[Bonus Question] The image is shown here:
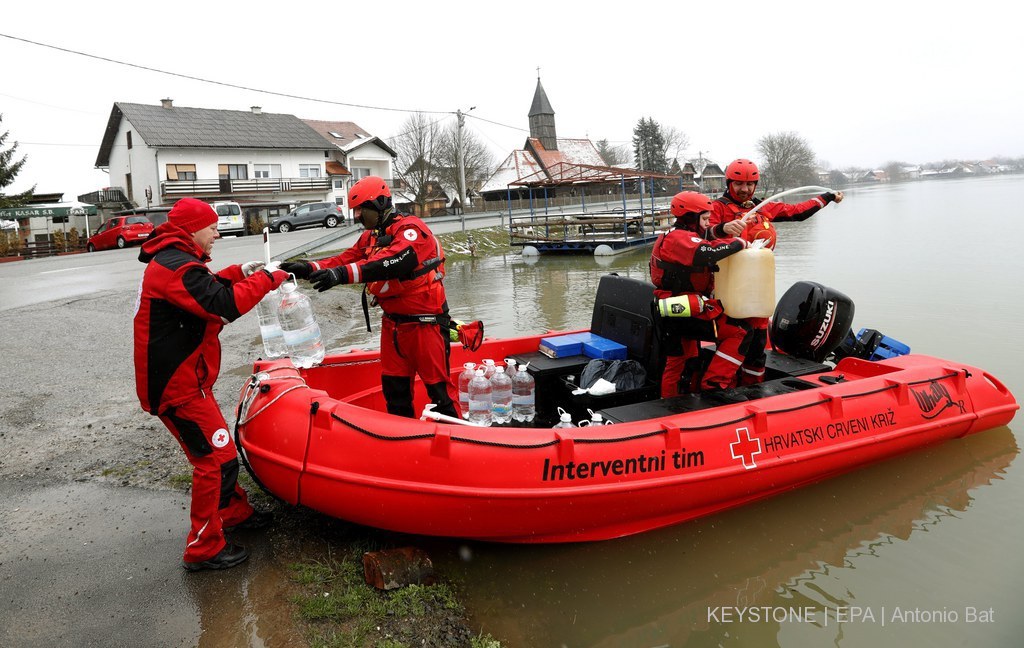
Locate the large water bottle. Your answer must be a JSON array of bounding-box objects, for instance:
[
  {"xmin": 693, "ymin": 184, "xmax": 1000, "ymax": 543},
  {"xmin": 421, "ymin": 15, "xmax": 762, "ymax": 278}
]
[
  {"xmin": 467, "ymin": 369, "xmax": 492, "ymax": 427},
  {"xmin": 277, "ymin": 279, "xmax": 325, "ymax": 368},
  {"xmin": 481, "ymin": 359, "xmax": 496, "ymax": 379},
  {"xmin": 458, "ymin": 362, "xmax": 477, "ymax": 419},
  {"xmin": 511, "ymin": 364, "xmax": 536, "ymax": 423},
  {"xmin": 490, "ymin": 366, "xmax": 513, "ymax": 425},
  {"xmin": 255, "ymin": 289, "xmax": 286, "ymax": 358},
  {"xmin": 552, "ymin": 407, "xmax": 575, "ymax": 429}
]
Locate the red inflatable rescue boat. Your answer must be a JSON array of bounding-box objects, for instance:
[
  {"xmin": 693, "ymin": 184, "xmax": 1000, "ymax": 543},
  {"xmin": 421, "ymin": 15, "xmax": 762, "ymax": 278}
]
[{"xmin": 234, "ymin": 276, "xmax": 1017, "ymax": 542}]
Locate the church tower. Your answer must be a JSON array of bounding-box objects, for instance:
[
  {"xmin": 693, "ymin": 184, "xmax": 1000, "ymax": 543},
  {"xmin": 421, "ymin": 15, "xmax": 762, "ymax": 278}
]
[{"xmin": 528, "ymin": 74, "xmax": 557, "ymax": 151}]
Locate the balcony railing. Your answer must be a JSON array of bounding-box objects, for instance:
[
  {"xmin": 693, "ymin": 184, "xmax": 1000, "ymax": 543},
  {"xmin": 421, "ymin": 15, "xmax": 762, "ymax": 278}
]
[
  {"xmin": 161, "ymin": 177, "xmax": 331, "ymax": 197},
  {"xmin": 78, "ymin": 187, "xmax": 130, "ymax": 205}
]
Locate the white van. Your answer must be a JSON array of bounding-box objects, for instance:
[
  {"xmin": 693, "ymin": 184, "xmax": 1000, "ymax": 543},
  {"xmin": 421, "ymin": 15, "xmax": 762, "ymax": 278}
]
[{"xmin": 212, "ymin": 201, "xmax": 244, "ymax": 236}]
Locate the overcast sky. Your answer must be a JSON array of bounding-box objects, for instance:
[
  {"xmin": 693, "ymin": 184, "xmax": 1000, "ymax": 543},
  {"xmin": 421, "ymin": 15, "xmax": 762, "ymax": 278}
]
[{"xmin": 2, "ymin": 1, "xmax": 1020, "ymax": 200}]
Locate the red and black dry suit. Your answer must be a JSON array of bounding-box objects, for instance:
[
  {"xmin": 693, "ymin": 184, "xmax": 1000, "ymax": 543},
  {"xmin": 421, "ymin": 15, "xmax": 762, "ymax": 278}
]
[
  {"xmin": 650, "ymin": 224, "xmax": 745, "ymax": 397},
  {"xmin": 307, "ymin": 213, "xmax": 459, "ymax": 419},
  {"xmin": 133, "ymin": 223, "xmax": 284, "ymax": 563},
  {"xmin": 706, "ymin": 191, "xmax": 836, "ymax": 388}
]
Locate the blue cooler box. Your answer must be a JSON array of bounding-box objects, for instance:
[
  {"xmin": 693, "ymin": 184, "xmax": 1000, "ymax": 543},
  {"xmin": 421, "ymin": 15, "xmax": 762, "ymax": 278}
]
[
  {"xmin": 582, "ymin": 334, "xmax": 628, "ymax": 360},
  {"xmin": 539, "ymin": 333, "xmax": 584, "ymax": 358}
]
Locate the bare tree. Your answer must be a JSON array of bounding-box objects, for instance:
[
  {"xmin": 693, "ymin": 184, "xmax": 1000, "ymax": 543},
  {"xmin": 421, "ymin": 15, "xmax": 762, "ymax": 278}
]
[
  {"xmin": 435, "ymin": 123, "xmax": 495, "ymax": 204},
  {"xmin": 390, "ymin": 113, "xmax": 443, "ymax": 213},
  {"xmin": 595, "ymin": 139, "xmax": 631, "ymax": 167},
  {"xmin": 663, "ymin": 126, "xmax": 690, "ymax": 166},
  {"xmin": 756, "ymin": 131, "xmax": 818, "ymax": 193},
  {"xmin": 828, "ymin": 169, "xmax": 849, "ymax": 188},
  {"xmin": 883, "ymin": 161, "xmax": 909, "ymax": 183}
]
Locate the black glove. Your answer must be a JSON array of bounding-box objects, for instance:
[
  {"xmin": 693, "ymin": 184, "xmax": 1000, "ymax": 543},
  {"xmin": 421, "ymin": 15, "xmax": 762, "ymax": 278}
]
[
  {"xmin": 309, "ymin": 267, "xmax": 347, "ymax": 292},
  {"xmin": 280, "ymin": 260, "xmax": 313, "ymax": 280},
  {"xmin": 822, "ymin": 192, "xmax": 837, "ymax": 203}
]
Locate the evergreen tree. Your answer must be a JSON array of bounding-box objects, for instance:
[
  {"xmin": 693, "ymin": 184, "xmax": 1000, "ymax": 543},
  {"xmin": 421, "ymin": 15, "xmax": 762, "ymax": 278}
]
[
  {"xmin": 0, "ymin": 114, "xmax": 35, "ymax": 209},
  {"xmin": 631, "ymin": 118, "xmax": 668, "ymax": 174}
]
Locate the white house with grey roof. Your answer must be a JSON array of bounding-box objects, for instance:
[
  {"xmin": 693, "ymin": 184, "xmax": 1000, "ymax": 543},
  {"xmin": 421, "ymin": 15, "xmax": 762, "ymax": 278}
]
[
  {"xmin": 300, "ymin": 119, "xmax": 397, "ymax": 201},
  {"xmin": 94, "ymin": 99, "xmax": 370, "ymax": 211}
]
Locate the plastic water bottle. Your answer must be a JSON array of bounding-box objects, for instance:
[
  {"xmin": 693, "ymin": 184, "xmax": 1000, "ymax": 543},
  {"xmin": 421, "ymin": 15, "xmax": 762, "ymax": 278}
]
[
  {"xmin": 481, "ymin": 359, "xmax": 496, "ymax": 379},
  {"xmin": 552, "ymin": 407, "xmax": 575, "ymax": 429},
  {"xmin": 490, "ymin": 366, "xmax": 513, "ymax": 425},
  {"xmin": 511, "ymin": 364, "xmax": 536, "ymax": 423},
  {"xmin": 467, "ymin": 369, "xmax": 492, "ymax": 427},
  {"xmin": 277, "ymin": 280, "xmax": 325, "ymax": 368},
  {"xmin": 458, "ymin": 362, "xmax": 477, "ymax": 419},
  {"xmin": 255, "ymin": 289, "xmax": 286, "ymax": 358},
  {"xmin": 504, "ymin": 357, "xmax": 518, "ymax": 375},
  {"xmin": 586, "ymin": 409, "xmax": 607, "ymax": 426}
]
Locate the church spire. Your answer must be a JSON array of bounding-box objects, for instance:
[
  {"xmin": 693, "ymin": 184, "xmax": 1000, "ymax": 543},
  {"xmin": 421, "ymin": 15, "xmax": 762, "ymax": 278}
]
[{"xmin": 528, "ymin": 72, "xmax": 557, "ymax": 151}]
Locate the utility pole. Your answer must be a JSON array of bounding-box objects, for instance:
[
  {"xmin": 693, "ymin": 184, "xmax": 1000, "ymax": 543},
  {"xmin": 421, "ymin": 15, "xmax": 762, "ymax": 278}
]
[
  {"xmin": 456, "ymin": 107, "xmax": 476, "ymax": 254},
  {"xmin": 456, "ymin": 109, "xmax": 468, "ymax": 233}
]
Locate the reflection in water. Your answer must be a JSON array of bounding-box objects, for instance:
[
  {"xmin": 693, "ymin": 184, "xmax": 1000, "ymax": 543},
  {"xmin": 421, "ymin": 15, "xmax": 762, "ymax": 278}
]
[
  {"xmin": 430, "ymin": 428, "xmax": 1017, "ymax": 647},
  {"xmin": 182, "ymin": 549, "xmax": 302, "ymax": 648}
]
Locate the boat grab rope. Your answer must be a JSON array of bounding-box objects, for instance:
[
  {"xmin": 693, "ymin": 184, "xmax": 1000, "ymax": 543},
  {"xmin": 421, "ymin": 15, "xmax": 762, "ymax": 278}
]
[
  {"xmin": 236, "ymin": 371, "xmax": 311, "ymax": 426},
  {"xmin": 321, "ymin": 369, "xmax": 969, "ymax": 450},
  {"xmin": 234, "ymin": 369, "xmax": 311, "ymax": 501}
]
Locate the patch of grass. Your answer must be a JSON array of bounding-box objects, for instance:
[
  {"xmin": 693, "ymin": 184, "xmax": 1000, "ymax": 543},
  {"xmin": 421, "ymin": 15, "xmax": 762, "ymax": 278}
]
[
  {"xmin": 289, "ymin": 550, "xmax": 501, "ymax": 648},
  {"xmin": 167, "ymin": 472, "xmax": 192, "ymax": 490},
  {"xmin": 471, "ymin": 634, "xmax": 503, "ymax": 648},
  {"xmin": 438, "ymin": 227, "xmax": 512, "ymax": 262},
  {"xmin": 101, "ymin": 465, "xmax": 132, "ymax": 478}
]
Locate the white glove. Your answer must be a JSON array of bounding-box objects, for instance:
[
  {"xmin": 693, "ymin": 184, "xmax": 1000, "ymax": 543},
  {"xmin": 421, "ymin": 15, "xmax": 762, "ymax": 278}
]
[
  {"xmin": 264, "ymin": 261, "xmax": 281, "ymax": 273},
  {"xmin": 241, "ymin": 260, "xmax": 265, "ymax": 277}
]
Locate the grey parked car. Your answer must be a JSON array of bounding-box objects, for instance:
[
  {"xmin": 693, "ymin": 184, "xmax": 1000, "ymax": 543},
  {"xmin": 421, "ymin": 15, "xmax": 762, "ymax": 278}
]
[{"xmin": 271, "ymin": 201, "xmax": 345, "ymax": 233}]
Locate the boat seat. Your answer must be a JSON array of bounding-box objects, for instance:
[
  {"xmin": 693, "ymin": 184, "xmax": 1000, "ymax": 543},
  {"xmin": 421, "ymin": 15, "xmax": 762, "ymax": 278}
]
[{"xmin": 589, "ymin": 273, "xmax": 715, "ymax": 380}]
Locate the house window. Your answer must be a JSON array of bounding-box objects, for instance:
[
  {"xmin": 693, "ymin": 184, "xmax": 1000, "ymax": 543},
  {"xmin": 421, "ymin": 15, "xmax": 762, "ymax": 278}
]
[
  {"xmin": 166, "ymin": 164, "xmax": 197, "ymax": 181},
  {"xmin": 352, "ymin": 167, "xmax": 371, "ymax": 181},
  {"xmin": 219, "ymin": 164, "xmax": 248, "ymax": 180},
  {"xmin": 126, "ymin": 131, "xmax": 133, "ymax": 149},
  {"xmin": 299, "ymin": 164, "xmax": 321, "ymax": 178},
  {"xmin": 333, "ymin": 178, "xmax": 345, "ymax": 190},
  {"xmin": 254, "ymin": 164, "xmax": 282, "ymax": 179}
]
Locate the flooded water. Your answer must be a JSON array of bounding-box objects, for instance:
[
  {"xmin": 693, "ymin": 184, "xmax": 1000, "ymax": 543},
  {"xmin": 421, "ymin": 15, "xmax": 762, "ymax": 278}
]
[{"xmin": 329, "ymin": 175, "xmax": 1024, "ymax": 647}]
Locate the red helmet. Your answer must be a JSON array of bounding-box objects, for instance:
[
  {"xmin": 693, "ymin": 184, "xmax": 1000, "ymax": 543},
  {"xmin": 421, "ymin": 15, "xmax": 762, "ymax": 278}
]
[
  {"xmin": 670, "ymin": 191, "xmax": 713, "ymax": 218},
  {"xmin": 725, "ymin": 159, "xmax": 759, "ymax": 183},
  {"xmin": 348, "ymin": 175, "xmax": 392, "ymax": 213}
]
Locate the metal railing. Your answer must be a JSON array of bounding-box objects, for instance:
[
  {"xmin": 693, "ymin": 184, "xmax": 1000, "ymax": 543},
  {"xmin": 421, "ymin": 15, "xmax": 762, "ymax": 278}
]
[{"xmin": 161, "ymin": 177, "xmax": 331, "ymax": 196}]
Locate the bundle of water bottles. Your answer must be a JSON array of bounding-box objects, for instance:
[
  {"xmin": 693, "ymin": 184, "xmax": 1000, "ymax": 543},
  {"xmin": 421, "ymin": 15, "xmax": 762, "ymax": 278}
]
[
  {"xmin": 458, "ymin": 358, "xmax": 536, "ymax": 427},
  {"xmin": 255, "ymin": 275, "xmax": 325, "ymax": 369}
]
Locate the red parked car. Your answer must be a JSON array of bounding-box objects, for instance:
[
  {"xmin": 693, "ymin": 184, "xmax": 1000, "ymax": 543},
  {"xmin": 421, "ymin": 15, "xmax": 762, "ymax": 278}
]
[{"xmin": 87, "ymin": 215, "xmax": 154, "ymax": 252}]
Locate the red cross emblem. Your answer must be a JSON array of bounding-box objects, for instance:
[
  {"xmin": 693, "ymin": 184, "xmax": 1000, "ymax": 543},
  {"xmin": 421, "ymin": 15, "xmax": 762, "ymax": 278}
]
[
  {"xmin": 212, "ymin": 429, "xmax": 230, "ymax": 448},
  {"xmin": 730, "ymin": 427, "xmax": 761, "ymax": 469}
]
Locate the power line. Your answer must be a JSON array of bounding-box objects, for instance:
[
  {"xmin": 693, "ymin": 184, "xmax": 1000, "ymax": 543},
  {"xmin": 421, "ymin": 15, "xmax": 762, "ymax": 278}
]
[{"xmin": 0, "ymin": 32, "xmax": 450, "ymax": 116}]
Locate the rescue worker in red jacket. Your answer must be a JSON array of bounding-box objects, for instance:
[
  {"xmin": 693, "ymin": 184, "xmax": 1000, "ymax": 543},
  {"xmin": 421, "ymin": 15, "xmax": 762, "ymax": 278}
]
[
  {"xmin": 704, "ymin": 158, "xmax": 844, "ymax": 388},
  {"xmin": 281, "ymin": 176, "xmax": 460, "ymax": 419},
  {"xmin": 650, "ymin": 192, "xmax": 747, "ymax": 397},
  {"xmin": 134, "ymin": 197, "xmax": 289, "ymax": 571}
]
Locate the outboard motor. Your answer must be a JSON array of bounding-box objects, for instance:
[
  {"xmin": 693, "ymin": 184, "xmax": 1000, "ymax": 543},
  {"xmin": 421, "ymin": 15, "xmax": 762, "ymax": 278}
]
[{"xmin": 770, "ymin": 281, "xmax": 855, "ymax": 362}]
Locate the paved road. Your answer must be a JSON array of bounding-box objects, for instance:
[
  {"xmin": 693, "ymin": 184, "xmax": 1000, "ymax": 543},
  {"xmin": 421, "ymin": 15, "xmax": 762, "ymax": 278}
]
[{"xmin": 0, "ymin": 213, "xmax": 508, "ymax": 312}]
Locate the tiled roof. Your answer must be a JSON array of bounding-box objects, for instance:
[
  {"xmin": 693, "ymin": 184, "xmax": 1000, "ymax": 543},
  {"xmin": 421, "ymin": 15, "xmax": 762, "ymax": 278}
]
[
  {"xmin": 326, "ymin": 161, "xmax": 351, "ymax": 176},
  {"xmin": 302, "ymin": 119, "xmax": 397, "ymax": 157},
  {"xmin": 480, "ymin": 138, "xmax": 606, "ymax": 194},
  {"xmin": 96, "ymin": 102, "xmax": 332, "ymax": 166}
]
